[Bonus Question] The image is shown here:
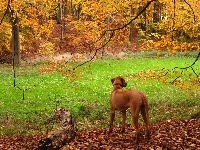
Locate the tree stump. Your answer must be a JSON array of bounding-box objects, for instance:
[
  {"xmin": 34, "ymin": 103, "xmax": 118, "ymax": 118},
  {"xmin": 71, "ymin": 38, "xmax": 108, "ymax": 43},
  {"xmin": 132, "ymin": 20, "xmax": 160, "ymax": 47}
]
[{"xmin": 38, "ymin": 108, "xmax": 77, "ymax": 150}]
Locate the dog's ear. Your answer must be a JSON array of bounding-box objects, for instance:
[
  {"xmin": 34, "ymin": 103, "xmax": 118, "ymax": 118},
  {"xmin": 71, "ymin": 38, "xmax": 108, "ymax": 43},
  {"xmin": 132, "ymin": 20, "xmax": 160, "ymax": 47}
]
[
  {"xmin": 111, "ymin": 78, "xmax": 115, "ymax": 84},
  {"xmin": 121, "ymin": 77, "xmax": 127, "ymax": 87}
]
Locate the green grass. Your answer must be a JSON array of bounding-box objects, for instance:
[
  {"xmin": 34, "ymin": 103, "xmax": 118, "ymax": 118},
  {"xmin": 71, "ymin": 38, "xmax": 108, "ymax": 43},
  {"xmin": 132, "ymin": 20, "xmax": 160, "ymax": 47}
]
[{"xmin": 0, "ymin": 51, "xmax": 199, "ymax": 136}]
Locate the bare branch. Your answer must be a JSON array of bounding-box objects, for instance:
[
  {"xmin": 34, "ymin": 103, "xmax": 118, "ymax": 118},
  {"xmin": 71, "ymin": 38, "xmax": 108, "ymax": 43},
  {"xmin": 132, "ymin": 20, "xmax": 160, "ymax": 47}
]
[
  {"xmin": 158, "ymin": 52, "xmax": 199, "ymax": 84},
  {"xmin": 0, "ymin": 0, "xmax": 11, "ymax": 25},
  {"xmin": 191, "ymin": 67, "xmax": 198, "ymax": 77},
  {"xmin": 171, "ymin": 70, "xmax": 183, "ymax": 84},
  {"xmin": 183, "ymin": 0, "xmax": 196, "ymax": 22},
  {"xmin": 179, "ymin": 52, "xmax": 200, "ymax": 70},
  {"xmin": 72, "ymin": 0, "xmax": 156, "ymax": 70},
  {"xmin": 72, "ymin": 31, "xmax": 115, "ymax": 70},
  {"xmin": 171, "ymin": 52, "xmax": 199, "ymax": 84},
  {"xmin": 109, "ymin": 0, "xmax": 157, "ymax": 32},
  {"xmin": 176, "ymin": 52, "xmax": 200, "ymax": 77}
]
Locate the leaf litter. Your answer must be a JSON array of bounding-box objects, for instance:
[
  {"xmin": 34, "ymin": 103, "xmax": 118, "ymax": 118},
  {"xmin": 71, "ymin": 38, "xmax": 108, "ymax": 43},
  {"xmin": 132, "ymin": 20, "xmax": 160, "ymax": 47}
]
[{"xmin": 0, "ymin": 119, "xmax": 199, "ymax": 150}]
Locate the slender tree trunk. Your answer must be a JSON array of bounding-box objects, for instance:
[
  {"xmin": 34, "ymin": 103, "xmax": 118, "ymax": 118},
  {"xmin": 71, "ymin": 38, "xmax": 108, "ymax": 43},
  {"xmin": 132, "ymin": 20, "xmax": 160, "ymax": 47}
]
[
  {"xmin": 60, "ymin": 2, "xmax": 64, "ymax": 42},
  {"xmin": 12, "ymin": 16, "xmax": 20, "ymax": 65},
  {"xmin": 129, "ymin": 7, "xmax": 138, "ymax": 51},
  {"xmin": 129, "ymin": 6, "xmax": 134, "ymax": 43}
]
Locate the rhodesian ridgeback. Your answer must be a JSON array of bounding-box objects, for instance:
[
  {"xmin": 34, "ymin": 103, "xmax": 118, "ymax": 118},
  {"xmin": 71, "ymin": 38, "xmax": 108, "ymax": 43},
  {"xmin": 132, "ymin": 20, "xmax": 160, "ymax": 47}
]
[{"xmin": 109, "ymin": 76, "xmax": 150, "ymax": 143}]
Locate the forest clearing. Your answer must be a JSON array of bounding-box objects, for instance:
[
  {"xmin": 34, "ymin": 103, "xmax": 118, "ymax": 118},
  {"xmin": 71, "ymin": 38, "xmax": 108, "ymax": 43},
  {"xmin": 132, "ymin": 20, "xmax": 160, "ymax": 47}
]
[
  {"xmin": 0, "ymin": 52, "xmax": 200, "ymax": 149},
  {"xmin": 0, "ymin": 0, "xmax": 200, "ymax": 149}
]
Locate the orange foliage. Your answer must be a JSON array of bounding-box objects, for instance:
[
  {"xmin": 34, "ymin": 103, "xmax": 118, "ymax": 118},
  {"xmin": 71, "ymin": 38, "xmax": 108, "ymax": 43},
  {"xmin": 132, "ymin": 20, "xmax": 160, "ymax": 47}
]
[
  {"xmin": 127, "ymin": 69, "xmax": 200, "ymax": 94},
  {"xmin": 1, "ymin": 0, "xmax": 200, "ymax": 59}
]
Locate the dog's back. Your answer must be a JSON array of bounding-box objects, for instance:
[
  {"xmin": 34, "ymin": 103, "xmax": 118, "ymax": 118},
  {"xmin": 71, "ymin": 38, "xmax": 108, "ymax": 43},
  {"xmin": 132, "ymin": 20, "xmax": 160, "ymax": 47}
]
[{"xmin": 111, "ymin": 89, "xmax": 148, "ymax": 111}]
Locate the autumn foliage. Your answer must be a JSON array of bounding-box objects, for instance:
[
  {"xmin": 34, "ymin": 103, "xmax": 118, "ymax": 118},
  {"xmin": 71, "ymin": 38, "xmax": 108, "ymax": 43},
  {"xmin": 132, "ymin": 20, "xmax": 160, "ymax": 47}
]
[
  {"xmin": 1, "ymin": 1, "xmax": 200, "ymax": 149},
  {"xmin": 0, "ymin": 0, "xmax": 200, "ymax": 62}
]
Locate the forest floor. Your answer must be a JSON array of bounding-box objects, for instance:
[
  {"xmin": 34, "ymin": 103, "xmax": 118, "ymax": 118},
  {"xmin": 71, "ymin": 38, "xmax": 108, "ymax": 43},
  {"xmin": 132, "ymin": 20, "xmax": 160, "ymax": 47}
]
[{"xmin": 0, "ymin": 118, "xmax": 199, "ymax": 150}]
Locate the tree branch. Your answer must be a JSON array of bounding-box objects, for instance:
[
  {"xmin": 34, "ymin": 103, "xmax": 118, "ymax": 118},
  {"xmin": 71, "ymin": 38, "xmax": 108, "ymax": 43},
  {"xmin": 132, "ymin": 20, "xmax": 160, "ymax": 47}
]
[
  {"xmin": 174, "ymin": 52, "xmax": 200, "ymax": 70},
  {"xmin": 109, "ymin": 0, "xmax": 157, "ymax": 32},
  {"xmin": 72, "ymin": 0, "xmax": 156, "ymax": 70},
  {"xmin": 158, "ymin": 52, "xmax": 200, "ymax": 84},
  {"xmin": 72, "ymin": 31, "xmax": 115, "ymax": 70},
  {"xmin": 0, "ymin": 0, "xmax": 11, "ymax": 25},
  {"xmin": 183, "ymin": 0, "xmax": 196, "ymax": 22},
  {"xmin": 171, "ymin": 52, "xmax": 200, "ymax": 83}
]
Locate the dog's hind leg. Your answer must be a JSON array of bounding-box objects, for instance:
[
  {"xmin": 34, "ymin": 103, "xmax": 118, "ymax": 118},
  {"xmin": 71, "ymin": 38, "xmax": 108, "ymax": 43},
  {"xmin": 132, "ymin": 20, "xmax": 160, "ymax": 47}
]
[
  {"xmin": 130, "ymin": 106, "xmax": 140, "ymax": 143},
  {"xmin": 141, "ymin": 105, "xmax": 150, "ymax": 140},
  {"xmin": 121, "ymin": 111, "xmax": 126, "ymax": 133},
  {"xmin": 109, "ymin": 108, "xmax": 115, "ymax": 133}
]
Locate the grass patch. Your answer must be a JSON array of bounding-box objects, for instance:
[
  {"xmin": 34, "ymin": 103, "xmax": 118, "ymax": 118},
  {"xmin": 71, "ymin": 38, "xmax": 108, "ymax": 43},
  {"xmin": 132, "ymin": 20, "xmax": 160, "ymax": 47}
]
[{"xmin": 0, "ymin": 51, "xmax": 199, "ymax": 136}]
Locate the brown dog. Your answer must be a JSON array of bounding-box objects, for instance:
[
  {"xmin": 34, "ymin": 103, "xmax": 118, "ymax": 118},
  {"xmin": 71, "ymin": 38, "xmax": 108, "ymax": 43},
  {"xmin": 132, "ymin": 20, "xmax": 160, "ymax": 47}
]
[{"xmin": 109, "ymin": 76, "xmax": 150, "ymax": 143}]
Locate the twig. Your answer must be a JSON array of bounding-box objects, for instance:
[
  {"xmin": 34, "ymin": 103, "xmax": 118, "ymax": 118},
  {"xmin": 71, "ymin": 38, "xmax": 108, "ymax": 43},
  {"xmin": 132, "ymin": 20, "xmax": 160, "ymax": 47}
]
[
  {"xmin": 158, "ymin": 68, "xmax": 170, "ymax": 77},
  {"xmin": 179, "ymin": 52, "xmax": 200, "ymax": 70},
  {"xmin": 172, "ymin": 52, "xmax": 199, "ymax": 77},
  {"xmin": 171, "ymin": 52, "xmax": 200, "ymax": 83},
  {"xmin": 0, "ymin": 0, "xmax": 11, "ymax": 25},
  {"xmin": 171, "ymin": 71, "xmax": 183, "ymax": 84},
  {"xmin": 72, "ymin": 31, "xmax": 114, "ymax": 70},
  {"xmin": 182, "ymin": 0, "xmax": 196, "ymax": 22},
  {"xmin": 157, "ymin": 52, "xmax": 200, "ymax": 84},
  {"xmin": 108, "ymin": 0, "xmax": 157, "ymax": 32}
]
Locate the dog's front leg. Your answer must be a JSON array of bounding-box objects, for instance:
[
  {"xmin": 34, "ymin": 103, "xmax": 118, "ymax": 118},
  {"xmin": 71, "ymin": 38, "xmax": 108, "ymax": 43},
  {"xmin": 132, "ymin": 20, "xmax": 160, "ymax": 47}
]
[
  {"xmin": 121, "ymin": 111, "xmax": 126, "ymax": 133},
  {"xmin": 109, "ymin": 108, "xmax": 115, "ymax": 133}
]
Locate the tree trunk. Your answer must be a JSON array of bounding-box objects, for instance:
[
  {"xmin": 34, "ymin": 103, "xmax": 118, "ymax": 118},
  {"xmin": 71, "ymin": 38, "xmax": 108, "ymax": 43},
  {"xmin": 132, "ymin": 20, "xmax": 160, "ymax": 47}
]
[
  {"xmin": 12, "ymin": 16, "xmax": 20, "ymax": 65},
  {"xmin": 129, "ymin": 6, "xmax": 134, "ymax": 43},
  {"xmin": 153, "ymin": 2, "xmax": 162, "ymax": 23},
  {"xmin": 129, "ymin": 7, "xmax": 139, "ymax": 51}
]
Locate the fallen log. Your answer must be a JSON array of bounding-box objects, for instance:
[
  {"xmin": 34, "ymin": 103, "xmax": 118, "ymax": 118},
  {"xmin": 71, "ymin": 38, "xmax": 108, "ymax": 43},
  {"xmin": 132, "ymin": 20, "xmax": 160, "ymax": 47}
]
[{"xmin": 38, "ymin": 108, "xmax": 77, "ymax": 150}]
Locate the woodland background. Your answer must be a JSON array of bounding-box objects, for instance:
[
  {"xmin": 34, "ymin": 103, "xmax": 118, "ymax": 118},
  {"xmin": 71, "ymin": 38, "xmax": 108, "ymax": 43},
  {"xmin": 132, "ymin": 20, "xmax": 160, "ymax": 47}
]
[
  {"xmin": 0, "ymin": 0, "xmax": 200, "ymax": 64},
  {"xmin": 0, "ymin": 0, "xmax": 200, "ymax": 149}
]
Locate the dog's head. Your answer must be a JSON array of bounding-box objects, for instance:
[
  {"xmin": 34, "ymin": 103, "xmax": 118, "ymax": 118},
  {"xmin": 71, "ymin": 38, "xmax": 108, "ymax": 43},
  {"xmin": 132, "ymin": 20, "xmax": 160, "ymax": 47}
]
[{"xmin": 111, "ymin": 76, "xmax": 127, "ymax": 88}]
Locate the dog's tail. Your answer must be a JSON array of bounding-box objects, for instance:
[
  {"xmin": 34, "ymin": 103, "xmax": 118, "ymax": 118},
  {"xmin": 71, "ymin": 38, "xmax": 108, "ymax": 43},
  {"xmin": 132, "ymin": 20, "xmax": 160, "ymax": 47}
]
[
  {"xmin": 141, "ymin": 94, "xmax": 150, "ymax": 139},
  {"xmin": 142, "ymin": 94, "xmax": 150, "ymax": 125}
]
